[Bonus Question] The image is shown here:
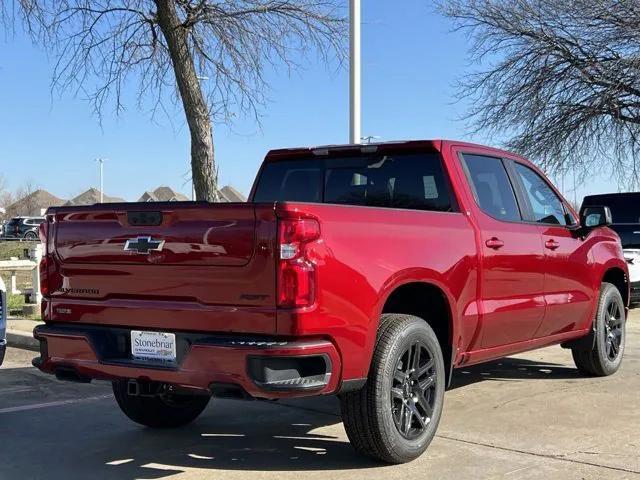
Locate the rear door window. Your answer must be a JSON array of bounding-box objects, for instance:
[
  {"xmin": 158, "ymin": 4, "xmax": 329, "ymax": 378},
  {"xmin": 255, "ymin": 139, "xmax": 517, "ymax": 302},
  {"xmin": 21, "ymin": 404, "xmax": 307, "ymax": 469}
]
[
  {"xmin": 461, "ymin": 154, "xmax": 522, "ymax": 222},
  {"xmin": 253, "ymin": 153, "xmax": 455, "ymax": 212}
]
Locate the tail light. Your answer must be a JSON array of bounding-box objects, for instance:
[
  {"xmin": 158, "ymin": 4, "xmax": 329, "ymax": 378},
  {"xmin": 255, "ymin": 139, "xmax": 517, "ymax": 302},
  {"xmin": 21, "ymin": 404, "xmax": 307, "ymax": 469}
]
[
  {"xmin": 38, "ymin": 221, "xmax": 49, "ymax": 297},
  {"xmin": 277, "ymin": 217, "xmax": 320, "ymax": 308}
]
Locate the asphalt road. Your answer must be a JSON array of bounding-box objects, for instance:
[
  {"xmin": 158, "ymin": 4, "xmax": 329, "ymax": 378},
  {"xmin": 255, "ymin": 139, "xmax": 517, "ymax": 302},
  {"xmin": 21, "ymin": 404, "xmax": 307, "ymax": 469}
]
[{"xmin": 1, "ymin": 312, "xmax": 639, "ymax": 480}]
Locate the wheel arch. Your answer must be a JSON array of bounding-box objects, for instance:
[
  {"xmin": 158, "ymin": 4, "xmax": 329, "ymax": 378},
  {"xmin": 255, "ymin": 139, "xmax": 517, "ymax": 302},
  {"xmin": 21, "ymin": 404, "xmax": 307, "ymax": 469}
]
[
  {"xmin": 602, "ymin": 266, "xmax": 629, "ymax": 307},
  {"xmin": 376, "ymin": 276, "xmax": 458, "ymax": 387}
]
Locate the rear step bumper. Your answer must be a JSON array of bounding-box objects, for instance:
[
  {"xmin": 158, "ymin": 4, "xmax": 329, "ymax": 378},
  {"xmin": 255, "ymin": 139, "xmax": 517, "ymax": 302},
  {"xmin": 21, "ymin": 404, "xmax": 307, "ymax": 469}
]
[{"xmin": 32, "ymin": 324, "xmax": 341, "ymax": 399}]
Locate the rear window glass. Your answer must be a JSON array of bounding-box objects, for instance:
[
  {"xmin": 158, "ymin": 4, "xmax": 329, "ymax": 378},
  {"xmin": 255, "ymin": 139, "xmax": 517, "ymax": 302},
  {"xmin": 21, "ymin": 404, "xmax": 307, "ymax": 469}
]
[
  {"xmin": 253, "ymin": 153, "xmax": 454, "ymax": 212},
  {"xmin": 583, "ymin": 194, "xmax": 640, "ymax": 224}
]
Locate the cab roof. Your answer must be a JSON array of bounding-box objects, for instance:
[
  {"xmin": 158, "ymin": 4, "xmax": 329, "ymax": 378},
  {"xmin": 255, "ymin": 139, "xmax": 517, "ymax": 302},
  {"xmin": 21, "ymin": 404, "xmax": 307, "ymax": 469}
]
[{"xmin": 264, "ymin": 139, "xmax": 528, "ymax": 164}]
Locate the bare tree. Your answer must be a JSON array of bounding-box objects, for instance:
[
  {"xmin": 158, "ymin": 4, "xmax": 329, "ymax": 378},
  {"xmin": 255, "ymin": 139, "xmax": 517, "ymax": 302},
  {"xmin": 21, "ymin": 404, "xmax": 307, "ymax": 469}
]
[
  {"xmin": 11, "ymin": 1, "xmax": 346, "ymax": 200},
  {"xmin": 440, "ymin": 0, "xmax": 640, "ymax": 188},
  {"xmin": 11, "ymin": 180, "xmax": 39, "ymax": 216},
  {"xmin": 0, "ymin": 175, "xmax": 14, "ymax": 219}
]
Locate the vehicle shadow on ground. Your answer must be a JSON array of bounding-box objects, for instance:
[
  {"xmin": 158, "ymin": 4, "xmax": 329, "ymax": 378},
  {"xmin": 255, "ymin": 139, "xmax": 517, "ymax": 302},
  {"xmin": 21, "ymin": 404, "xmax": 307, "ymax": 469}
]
[
  {"xmin": 1, "ymin": 391, "xmax": 381, "ymax": 480},
  {"xmin": 449, "ymin": 356, "xmax": 582, "ymax": 390},
  {"xmin": 1, "ymin": 356, "xmax": 586, "ymax": 480}
]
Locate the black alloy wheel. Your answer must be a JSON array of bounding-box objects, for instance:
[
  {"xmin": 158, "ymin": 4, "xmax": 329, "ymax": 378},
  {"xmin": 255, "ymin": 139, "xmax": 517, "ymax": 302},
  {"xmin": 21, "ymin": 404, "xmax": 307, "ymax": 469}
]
[
  {"xmin": 603, "ymin": 297, "xmax": 623, "ymax": 362},
  {"xmin": 391, "ymin": 341, "xmax": 437, "ymax": 439},
  {"xmin": 572, "ymin": 282, "xmax": 626, "ymax": 377}
]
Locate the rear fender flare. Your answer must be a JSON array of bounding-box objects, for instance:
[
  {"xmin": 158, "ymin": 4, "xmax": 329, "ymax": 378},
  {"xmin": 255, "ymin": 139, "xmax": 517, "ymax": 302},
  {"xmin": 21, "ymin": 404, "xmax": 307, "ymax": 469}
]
[{"xmin": 360, "ymin": 268, "xmax": 459, "ymax": 380}]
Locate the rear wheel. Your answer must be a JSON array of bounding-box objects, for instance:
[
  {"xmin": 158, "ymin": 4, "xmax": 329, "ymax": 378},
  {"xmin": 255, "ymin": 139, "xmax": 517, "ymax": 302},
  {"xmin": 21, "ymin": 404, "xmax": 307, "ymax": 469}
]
[
  {"xmin": 24, "ymin": 231, "xmax": 37, "ymax": 240},
  {"xmin": 112, "ymin": 380, "xmax": 210, "ymax": 428},
  {"xmin": 340, "ymin": 314, "xmax": 445, "ymax": 464},
  {"xmin": 572, "ymin": 282, "xmax": 626, "ymax": 376}
]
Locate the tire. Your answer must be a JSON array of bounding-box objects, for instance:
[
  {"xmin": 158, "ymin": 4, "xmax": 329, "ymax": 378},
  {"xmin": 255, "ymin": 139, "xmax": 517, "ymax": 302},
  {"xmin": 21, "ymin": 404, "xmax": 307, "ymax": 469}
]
[
  {"xmin": 24, "ymin": 231, "xmax": 37, "ymax": 240},
  {"xmin": 112, "ymin": 380, "xmax": 210, "ymax": 428},
  {"xmin": 340, "ymin": 314, "xmax": 446, "ymax": 464},
  {"xmin": 572, "ymin": 282, "xmax": 626, "ymax": 377}
]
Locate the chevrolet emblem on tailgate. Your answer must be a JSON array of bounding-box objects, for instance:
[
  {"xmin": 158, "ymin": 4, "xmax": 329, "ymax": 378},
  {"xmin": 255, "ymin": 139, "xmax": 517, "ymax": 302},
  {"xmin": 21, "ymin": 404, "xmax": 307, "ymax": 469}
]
[{"xmin": 124, "ymin": 236, "xmax": 165, "ymax": 254}]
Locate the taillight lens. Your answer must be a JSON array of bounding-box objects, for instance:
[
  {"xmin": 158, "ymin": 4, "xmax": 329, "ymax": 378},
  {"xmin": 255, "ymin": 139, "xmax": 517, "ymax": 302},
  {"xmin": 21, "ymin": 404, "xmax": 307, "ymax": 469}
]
[
  {"xmin": 38, "ymin": 221, "xmax": 48, "ymax": 297},
  {"xmin": 277, "ymin": 217, "xmax": 320, "ymax": 308},
  {"xmin": 39, "ymin": 256, "xmax": 49, "ymax": 297}
]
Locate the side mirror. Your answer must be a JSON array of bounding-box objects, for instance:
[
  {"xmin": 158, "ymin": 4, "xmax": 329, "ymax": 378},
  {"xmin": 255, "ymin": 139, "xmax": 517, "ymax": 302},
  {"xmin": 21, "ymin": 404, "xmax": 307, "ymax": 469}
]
[{"xmin": 580, "ymin": 205, "xmax": 612, "ymax": 229}]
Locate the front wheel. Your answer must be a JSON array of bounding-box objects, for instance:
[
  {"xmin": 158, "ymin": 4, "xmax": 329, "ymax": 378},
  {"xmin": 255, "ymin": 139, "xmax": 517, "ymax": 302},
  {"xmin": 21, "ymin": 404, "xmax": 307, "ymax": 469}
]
[
  {"xmin": 112, "ymin": 380, "xmax": 210, "ymax": 428},
  {"xmin": 572, "ymin": 282, "xmax": 626, "ymax": 376},
  {"xmin": 340, "ymin": 314, "xmax": 446, "ymax": 464}
]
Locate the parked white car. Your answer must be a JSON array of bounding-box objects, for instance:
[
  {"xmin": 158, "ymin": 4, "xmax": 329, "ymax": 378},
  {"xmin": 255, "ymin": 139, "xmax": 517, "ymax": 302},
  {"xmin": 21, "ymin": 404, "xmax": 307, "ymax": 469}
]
[
  {"xmin": 0, "ymin": 276, "xmax": 6, "ymax": 365},
  {"xmin": 624, "ymin": 249, "xmax": 640, "ymax": 305},
  {"xmin": 582, "ymin": 193, "xmax": 640, "ymax": 305}
]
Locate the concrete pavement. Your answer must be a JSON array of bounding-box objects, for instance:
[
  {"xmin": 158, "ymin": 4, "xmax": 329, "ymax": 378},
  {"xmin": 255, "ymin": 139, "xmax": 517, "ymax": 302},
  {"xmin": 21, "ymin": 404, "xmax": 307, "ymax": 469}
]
[
  {"xmin": 5, "ymin": 318, "xmax": 41, "ymax": 351},
  {"xmin": 1, "ymin": 312, "xmax": 639, "ymax": 479}
]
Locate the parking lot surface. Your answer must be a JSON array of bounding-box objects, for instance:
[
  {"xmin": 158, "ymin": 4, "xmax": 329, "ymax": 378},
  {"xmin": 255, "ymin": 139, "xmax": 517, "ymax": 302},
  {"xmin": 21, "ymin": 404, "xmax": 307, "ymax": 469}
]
[{"xmin": 1, "ymin": 311, "xmax": 639, "ymax": 480}]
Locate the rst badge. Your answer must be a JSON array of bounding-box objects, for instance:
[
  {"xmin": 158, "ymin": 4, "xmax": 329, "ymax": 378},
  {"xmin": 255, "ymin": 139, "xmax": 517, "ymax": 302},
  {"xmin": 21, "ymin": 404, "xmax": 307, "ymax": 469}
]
[{"xmin": 124, "ymin": 236, "xmax": 165, "ymax": 254}]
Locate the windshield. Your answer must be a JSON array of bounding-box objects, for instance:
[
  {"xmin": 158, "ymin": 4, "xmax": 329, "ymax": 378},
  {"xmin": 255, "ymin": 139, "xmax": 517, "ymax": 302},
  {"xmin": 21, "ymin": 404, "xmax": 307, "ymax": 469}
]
[{"xmin": 253, "ymin": 152, "xmax": 454, "ymax": 212}]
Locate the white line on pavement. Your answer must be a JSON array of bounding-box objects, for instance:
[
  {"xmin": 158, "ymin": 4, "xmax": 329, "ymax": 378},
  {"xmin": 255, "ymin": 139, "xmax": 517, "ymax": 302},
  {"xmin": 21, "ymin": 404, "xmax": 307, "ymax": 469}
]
[{"xmin": 0, "ymin": 394, "xmax": 112, "ymax": 414}]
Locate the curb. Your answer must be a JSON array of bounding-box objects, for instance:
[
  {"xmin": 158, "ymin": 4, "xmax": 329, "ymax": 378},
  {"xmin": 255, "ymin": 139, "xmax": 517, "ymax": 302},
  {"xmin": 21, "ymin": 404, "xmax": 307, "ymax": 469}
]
[{"xmin": 6, "ymin": 329, "xmax": 39, "ymax": 351}]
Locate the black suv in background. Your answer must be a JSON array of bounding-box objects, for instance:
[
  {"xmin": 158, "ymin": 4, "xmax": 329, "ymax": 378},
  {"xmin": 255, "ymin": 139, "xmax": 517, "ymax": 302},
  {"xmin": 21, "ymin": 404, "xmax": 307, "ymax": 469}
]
[
  {"xmin": 582, "ymin": 192, "xmax": 640, "ymax": 304},
  {"xmin": 2, "ymin": 216, "xmax": 45, "ymax": 240}
]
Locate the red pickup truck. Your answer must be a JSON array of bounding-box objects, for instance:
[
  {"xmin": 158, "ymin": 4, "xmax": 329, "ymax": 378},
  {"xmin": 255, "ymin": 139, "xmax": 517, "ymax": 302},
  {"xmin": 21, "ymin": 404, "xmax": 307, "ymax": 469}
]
[{"xmin": 33, "ymin": 140, "xmax": 628, "ymax": 463}]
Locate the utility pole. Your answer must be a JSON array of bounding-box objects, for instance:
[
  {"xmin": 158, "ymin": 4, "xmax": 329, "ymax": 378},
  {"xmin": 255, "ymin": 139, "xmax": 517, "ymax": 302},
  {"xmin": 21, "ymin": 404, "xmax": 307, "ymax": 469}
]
[
  {"xmin": 349, "ymin": 0, "xmax": 361, "ymax": 144},
  {"xmin": 96, "ymin": 158, "xmax": 105, "ymax": 203}
]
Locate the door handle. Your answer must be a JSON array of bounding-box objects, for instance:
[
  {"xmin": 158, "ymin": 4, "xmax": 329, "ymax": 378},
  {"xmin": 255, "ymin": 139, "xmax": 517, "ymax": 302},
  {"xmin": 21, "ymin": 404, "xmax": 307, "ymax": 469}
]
[
  {"xmin": 485, "ymin": 237, "xmax": 505, "ymax": 249},
  {"xmin": 545, "ymin": 239, "xmax": 560, "ymax": 250}
]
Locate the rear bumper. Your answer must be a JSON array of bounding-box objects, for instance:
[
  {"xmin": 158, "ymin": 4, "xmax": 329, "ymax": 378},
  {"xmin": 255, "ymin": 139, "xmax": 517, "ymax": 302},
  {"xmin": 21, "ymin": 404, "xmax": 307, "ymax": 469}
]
[
  {"xmin": 32, "ymin": 324, "xmax": 342, "ymax": 399},
  {"xmin": 0, "ymin": 339, "xmax": 6, "ymax": 366}
]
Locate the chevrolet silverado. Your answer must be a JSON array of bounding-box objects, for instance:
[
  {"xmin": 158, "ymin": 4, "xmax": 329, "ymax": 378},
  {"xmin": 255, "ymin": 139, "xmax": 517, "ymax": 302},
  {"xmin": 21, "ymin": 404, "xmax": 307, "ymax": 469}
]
[{"xmin": 33, "ymin": 140, "xmax": 629, "ymax": 463}]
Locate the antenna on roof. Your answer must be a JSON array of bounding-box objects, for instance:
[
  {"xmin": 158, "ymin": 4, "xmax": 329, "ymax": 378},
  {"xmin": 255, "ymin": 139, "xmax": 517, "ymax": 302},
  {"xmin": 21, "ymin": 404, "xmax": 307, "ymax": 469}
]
[{"xmin": 361, "ymin": 135, "xmax": 381, "ymax": 144}]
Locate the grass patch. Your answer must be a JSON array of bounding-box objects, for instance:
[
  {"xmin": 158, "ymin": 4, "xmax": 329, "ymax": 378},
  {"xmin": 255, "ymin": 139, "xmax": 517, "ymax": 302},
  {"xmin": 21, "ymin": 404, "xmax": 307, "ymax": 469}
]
[
  {"xmin": 0, "ymin": 241, "xmax": 38, "ymax": 261},
  {"xmin": 7, "ymin": 293, "xmax": 25, "ymax": 314},
  {"xmin": 5, "ymin": 293, "xmax": 40, "ymax": 320},
  {"xmin": 1, "ymin": 241, "xmax": 41, "ymax": 320}
]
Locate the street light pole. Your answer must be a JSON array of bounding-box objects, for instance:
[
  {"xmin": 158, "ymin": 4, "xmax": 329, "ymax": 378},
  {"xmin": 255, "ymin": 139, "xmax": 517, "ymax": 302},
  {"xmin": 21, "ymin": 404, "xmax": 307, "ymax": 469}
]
[
  {"xmin": 96, "ymin": 158, "xmax": 105, "ymax": 203},
  {"xmin": 349, "ymin": 0, "xmax": 361, "ymax": 144}
]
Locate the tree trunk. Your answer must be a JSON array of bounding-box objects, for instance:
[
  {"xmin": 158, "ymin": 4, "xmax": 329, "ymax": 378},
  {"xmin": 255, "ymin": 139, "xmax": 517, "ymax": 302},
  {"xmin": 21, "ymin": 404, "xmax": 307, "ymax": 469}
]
[{"xmin": 155, "ymin": 0, "xmax": 218, "ymax": 201}]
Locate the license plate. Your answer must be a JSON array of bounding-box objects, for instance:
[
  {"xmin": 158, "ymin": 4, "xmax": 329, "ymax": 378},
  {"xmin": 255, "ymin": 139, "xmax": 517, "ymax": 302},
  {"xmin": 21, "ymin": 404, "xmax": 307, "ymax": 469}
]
[{"xmin": 131, "ymin": 330, "xmax": 176, "ymax": 362}]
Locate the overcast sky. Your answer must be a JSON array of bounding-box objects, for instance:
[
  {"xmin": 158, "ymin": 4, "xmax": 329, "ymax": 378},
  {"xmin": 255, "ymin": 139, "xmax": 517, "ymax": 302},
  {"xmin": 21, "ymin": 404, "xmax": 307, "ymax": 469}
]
[{"xmin": 0, "ymin": 1, "xmax": 612, "ymax": 202}]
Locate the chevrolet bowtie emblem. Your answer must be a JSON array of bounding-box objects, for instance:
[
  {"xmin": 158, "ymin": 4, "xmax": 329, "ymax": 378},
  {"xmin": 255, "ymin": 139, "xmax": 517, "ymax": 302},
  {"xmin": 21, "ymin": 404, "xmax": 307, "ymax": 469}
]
[{"xmin": 124, "ymin": 236, "xmax": 165, "ymax": 254}]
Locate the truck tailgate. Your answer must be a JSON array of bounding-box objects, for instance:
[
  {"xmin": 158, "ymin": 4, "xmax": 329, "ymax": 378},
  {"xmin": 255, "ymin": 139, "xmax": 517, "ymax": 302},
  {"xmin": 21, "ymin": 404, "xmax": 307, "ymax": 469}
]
[{"xmin": 44, "ymin": 203, "xmax": 278, "ymax": 334}]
